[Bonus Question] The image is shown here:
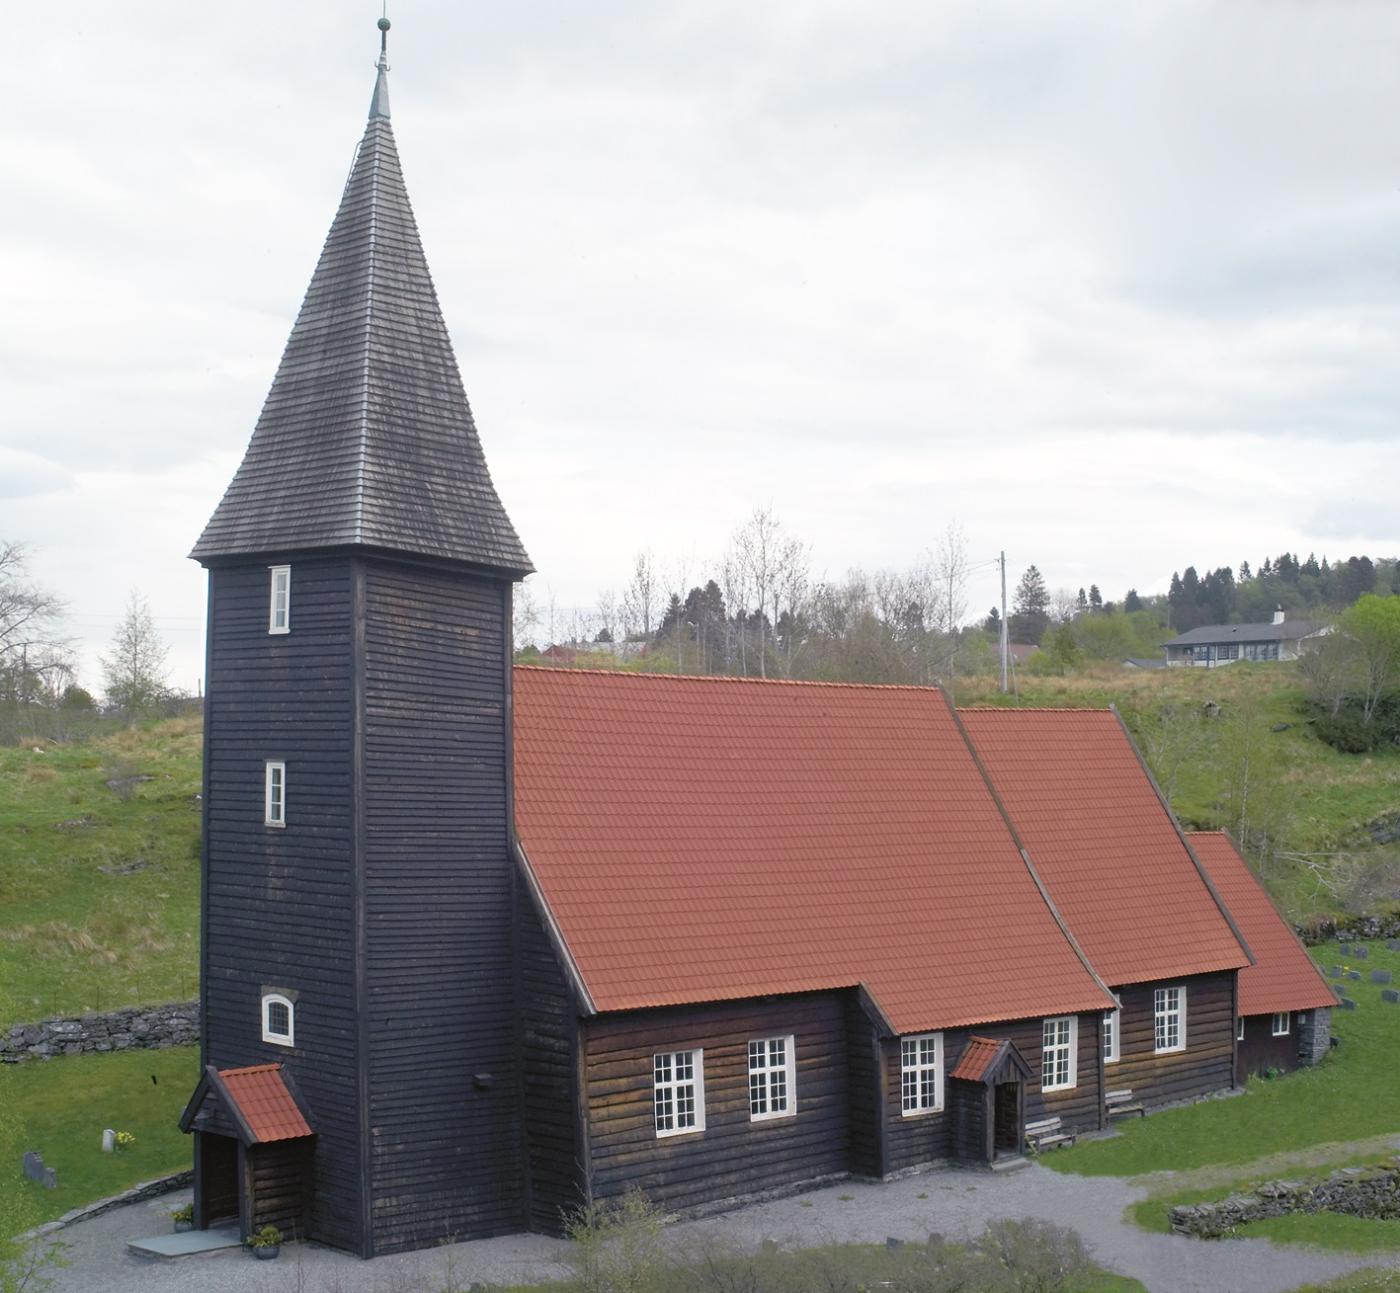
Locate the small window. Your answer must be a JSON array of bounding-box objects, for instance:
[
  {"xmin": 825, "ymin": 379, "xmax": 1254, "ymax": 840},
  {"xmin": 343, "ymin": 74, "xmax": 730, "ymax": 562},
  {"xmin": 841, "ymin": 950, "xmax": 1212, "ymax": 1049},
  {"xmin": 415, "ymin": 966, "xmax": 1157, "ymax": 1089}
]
[
  {"xmin": 900, "ymin": 1033, "xmax": 944, "ymax": 1115},
  {"xmin": 265, "ymin": 760, "xmax": 286, "ymax": 827},
  {"xmin": 1236, "ymin": 1016, "xmax": 1246, "ymax": 1042},
  {"xmin": 262, "ymin": 993, "xmax": 294, "ymax": 1046},
  {"xmin": 1104, "ymin": 999, "xmax": 1121, "ymax": 1065},
  {"xmin": 748, "ymin": 1035, "xmax": 796, "ymax": 1121},
  {"xmin": 1154, "ymin": 986, "xmax": 1186, "ymax": 1054},
  {"xmin": 654, "ymin": 1049, "xmax": 705, "ymax": 1137},
  {"xmin": 1042, "ymin": 1016, "xmax": 1078, "ymax": 1091},
  {"xmin": 269, "ymin": 565, "xmax": 291, "ymax": 634},
  {"xmin": 1272, "ymin": 1012, "xmax": 1290, "ymax": 1037}
]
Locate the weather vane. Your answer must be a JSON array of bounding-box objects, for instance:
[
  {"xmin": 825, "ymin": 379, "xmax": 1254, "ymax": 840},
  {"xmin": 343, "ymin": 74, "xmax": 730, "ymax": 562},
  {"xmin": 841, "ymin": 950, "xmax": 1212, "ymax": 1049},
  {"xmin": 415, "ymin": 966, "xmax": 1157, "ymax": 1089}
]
[{"xmin": 378, "ymin": 4, "xmax": 390, "ymax": 67}]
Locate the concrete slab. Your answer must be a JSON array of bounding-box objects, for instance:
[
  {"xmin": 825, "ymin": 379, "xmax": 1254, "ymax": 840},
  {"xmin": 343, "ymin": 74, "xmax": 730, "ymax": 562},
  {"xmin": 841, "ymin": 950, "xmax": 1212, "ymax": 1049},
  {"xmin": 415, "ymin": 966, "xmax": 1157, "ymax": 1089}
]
[{"xmin": 126, "ymin": 1224, "xmax": 241, "ymax": 1259}]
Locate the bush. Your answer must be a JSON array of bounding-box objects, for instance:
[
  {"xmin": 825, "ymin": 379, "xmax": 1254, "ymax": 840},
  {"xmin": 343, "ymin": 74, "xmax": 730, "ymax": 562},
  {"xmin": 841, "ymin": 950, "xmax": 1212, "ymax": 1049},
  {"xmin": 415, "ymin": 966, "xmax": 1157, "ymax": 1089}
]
[{"xmin": 1313, "ymin": 712, "xmax": 1384, "ymax": 754}]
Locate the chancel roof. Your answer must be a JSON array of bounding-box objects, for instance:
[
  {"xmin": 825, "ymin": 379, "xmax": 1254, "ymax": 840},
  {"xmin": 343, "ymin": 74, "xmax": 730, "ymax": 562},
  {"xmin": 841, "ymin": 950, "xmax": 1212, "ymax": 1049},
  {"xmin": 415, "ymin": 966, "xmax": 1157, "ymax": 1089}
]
[{"xmin": 191, "ymin": 48, "xmax": 530, "ymax": 574}]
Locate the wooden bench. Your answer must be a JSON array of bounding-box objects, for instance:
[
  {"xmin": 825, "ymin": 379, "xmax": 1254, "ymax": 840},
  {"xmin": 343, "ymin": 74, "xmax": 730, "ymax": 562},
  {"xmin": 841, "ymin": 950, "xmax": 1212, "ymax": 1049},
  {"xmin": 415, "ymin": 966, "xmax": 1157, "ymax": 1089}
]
[
  {"xmin": 1025, "ymin": 1116, "xmax": 1077, "ymax": 1151},
  {"xmin": 1106, "ymin": 1088, "xmax": 1145, "ymax": 1119}
]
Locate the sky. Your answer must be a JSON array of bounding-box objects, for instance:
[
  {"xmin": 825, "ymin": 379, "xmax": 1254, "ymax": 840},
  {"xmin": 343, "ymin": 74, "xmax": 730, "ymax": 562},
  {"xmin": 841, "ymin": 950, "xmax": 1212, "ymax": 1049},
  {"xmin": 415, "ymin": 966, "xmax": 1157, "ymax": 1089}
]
[{"xmin": 5, "ymin": 1, "xmax": 1399, "ymax": 691}]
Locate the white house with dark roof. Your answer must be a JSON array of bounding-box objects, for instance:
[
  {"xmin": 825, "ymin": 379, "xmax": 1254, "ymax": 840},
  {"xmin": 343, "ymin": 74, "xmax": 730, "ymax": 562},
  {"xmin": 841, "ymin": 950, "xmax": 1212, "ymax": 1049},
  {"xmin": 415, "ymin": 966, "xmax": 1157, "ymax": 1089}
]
[{"xmin": 1162, "ymin": 608, "xmax": 1330, "ymax": 667}]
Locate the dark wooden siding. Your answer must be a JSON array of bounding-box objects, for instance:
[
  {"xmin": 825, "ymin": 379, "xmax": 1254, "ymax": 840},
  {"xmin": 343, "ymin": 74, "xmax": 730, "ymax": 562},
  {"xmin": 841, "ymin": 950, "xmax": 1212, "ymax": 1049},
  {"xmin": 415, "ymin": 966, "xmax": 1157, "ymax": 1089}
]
[
  {"xmin": 1106, "ymin": 972, "xmax": 1236, "ymax": 1108},
  {"xmin": 203, "ymin": 559, "xmax": 362, "ymax": 1251},
  {"xmin": 1237, "ymin": 1012, "xmax": 1298, "ymax": 1084},
  {"xmin": 845, "ymin": 998, "xmax": 883, "ymax": 1178},
  {"xmin": 360, "ymin": 559, "xmax": 522, "ymax": 1252},
  {"xmin": 949, "ymin": 1082, "xmax": 986, "ymax": 1163},
  {"xmin": 518, "ymin": 882, "xmax": 582, "ymax": 1232},
  {"xmin": 247, "ymin": 1140, "xmax": 313, "ymax": 1239},
  {"xmin": 583, "ymin": 994, "xmax": 850, "ymax": 1212},
  {"xmin": 883, "ymin": 1013, "xmax": 1103, "ymax": 1175}
]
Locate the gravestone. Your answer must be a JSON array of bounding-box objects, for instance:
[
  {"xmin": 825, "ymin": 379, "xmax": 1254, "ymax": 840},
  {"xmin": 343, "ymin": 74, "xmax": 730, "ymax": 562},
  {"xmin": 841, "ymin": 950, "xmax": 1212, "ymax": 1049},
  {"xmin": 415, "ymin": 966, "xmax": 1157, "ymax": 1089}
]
[
  {"xmin": 1371, "ymin": 969, "xmax": 1392, "ymax": 985},
  {"xmin": 1382, "ymin": 990, "xmax": 1399, "ymax": 1005},
  {"xmin": 102, "ymin": 1128, "xmax": 115, "ymax": 1153},
  {"xmin": 21, "ymin": 1151, "xmax": 56, "ymax": 1189},
  {"xmin": 1328, "ymin": 966, "xmax": 1343, "ymax": 978},
  {"xmin": 1349, "ymin": 971, "xmax": 1362, "ymax": 981},
  {"xmin": 1355, "ymin": 946, "xmax": 1369, "ymax": 959},
  {"xmin": 1386, "ymin": 940, "xmax": 1400, "ymax": 952},
  {"xmin": 1340, "ymin": 997, "xmax": 1357, "ymax": 1010}
]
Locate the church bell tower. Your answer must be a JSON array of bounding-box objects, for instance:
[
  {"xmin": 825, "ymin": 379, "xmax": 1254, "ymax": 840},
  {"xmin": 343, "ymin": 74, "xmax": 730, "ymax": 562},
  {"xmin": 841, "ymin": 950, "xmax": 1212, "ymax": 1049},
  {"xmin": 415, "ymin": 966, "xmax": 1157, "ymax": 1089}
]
[{"xmin": 184, "ymin": 20, "xmax": 532, "ymax": 1256}]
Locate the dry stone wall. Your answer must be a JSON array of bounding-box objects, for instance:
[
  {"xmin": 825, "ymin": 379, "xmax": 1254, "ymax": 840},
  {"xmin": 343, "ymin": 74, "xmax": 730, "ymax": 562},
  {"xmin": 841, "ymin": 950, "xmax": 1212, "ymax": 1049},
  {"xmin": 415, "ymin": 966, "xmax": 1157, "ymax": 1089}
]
[
  {"xmin": 1171, "ymin": 1162, "xmax": 1400, "ymax": 1238},
  {"xmin": 0, "ymin": 1002, "xmax": 198, "ymax": 1063}
]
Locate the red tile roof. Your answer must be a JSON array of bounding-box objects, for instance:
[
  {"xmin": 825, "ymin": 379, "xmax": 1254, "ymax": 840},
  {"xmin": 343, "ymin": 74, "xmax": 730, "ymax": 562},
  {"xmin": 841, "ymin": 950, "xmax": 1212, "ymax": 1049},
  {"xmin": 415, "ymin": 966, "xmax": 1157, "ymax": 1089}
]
[
  {"xmin": 959, "ymin": 709, "xmax": 1250, "ymax": 987},
  {"xmin": 951, "ymin": 1036, "xmax": 1005, "ymax": 1082},
  {"xmin": 218, "ymin": 1064, "xmax": 313, "ymax": 1143},
  {"xmin": 1188, "ymin": 832, "xmax": 1338, "ymax": 1015},
  {"xmin": 512, "ymin": 668, "xmax": 1113, "ymax": 1034}
]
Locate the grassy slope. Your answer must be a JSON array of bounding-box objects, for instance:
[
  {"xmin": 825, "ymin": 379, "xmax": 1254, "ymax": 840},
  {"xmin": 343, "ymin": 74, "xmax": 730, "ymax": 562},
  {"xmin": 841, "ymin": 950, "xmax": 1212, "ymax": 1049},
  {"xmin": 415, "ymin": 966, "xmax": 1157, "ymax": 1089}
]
[
  {"xmin": 1047, "ymin": 939, "xmax": 1400, "ymax": 1179},
  {"xmin": 0, "ymin": 1045, "xmax": 197, "ymax": 1229},
  {"xmin": 0, "ymin": 717, "xmax": 201, "ymax": 1022}
]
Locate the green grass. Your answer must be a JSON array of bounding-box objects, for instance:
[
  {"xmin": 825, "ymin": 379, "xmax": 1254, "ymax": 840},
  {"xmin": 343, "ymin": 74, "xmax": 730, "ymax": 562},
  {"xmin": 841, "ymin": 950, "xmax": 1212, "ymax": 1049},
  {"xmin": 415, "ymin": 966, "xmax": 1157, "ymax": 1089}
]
[
  {"xmin": 0, "ymin": 716, "xmax": 201, "ymax": 1023},
  {"xmin": 1048, "ymin": 938, "xmax": 1400, "ymax": 1178},
  {"xmin": 0, "ymin": 1045, "xmax": 197, "ymax": 1231},
  {"xmin": 1291, "ymin": 1271, "xmax": 1400, "ymax": 1292},
  {"xmin": 1248, "ymin": 1211, "xmax": 1400, "ymax": 1253}
]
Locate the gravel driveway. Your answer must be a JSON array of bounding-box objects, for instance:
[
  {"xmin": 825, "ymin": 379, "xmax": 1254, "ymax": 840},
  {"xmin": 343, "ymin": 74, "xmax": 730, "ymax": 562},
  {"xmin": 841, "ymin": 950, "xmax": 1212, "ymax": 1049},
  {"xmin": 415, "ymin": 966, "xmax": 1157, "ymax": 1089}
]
[{"xmin": 37, "ymin": 1161, "xmax": 1399, "ymax": 1293}]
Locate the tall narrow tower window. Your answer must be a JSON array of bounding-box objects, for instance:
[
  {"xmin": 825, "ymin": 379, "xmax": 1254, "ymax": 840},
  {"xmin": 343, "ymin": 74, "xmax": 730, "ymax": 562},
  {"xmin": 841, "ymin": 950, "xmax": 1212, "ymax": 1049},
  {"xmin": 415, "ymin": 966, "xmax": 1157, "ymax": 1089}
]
[
  {"xmin": 269, "ymin": 566, "xmax": 291, "ymax": 634},
  {"xmin": 265, "ymin": 761, "xmax": 286, "ymax": 827}
]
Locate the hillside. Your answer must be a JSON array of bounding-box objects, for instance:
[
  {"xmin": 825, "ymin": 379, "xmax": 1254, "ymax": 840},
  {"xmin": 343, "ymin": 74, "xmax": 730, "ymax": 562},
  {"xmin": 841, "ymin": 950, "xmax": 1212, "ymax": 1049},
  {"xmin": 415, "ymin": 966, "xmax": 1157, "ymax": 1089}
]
[
  {"xmin": 0, "ymin": 716, "xmax": 201, "ymax": 1024},
  {"xmin": 1, "ymin": 663, "xmax": 1395, "ymax": 1026}
]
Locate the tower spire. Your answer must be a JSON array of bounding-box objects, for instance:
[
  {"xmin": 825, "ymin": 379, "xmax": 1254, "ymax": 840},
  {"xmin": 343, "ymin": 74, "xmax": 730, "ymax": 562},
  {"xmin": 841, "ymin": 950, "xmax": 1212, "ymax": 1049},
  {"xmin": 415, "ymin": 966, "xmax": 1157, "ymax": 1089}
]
[{"xmin": 369, "ymin": 13, "xmax": 391, "ymax": 120}]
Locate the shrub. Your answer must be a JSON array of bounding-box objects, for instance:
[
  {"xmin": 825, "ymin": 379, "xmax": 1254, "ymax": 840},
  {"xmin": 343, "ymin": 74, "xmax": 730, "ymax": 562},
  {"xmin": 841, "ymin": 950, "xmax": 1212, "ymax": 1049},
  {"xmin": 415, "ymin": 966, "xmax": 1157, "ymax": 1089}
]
[{"xmin": 563, "ymin": 1190, "xmax": 666, "ymax": 1293}]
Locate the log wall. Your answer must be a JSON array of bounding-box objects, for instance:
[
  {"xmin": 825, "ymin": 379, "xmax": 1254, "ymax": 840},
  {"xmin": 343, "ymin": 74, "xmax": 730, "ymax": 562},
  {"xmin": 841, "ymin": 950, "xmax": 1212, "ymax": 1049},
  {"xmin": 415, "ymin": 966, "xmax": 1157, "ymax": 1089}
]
[{"xmin": 1106, "ymin": 972, "xmax": 1236, "ymax": 1108}]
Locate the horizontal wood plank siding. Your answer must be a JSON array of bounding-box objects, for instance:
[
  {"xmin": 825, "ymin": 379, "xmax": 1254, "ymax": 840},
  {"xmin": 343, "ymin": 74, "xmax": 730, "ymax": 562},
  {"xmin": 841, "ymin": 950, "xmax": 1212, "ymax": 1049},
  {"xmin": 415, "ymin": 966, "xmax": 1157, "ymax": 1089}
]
[
  {"xmin": 247, "ymin": 1140, "xmax": 312, "ymax": 1240},
  {"xmin": 1237, "ymin": 1012, "xmax": 1299, "ymax": 1084},
  {"xmin": 203, "ymin": 559, "xmax": 361, "ymax": 1252},
  {"xmin": 584, "ymin": 994, "xmax": 850, "ymax": 1212},
  {"xmin": 519, "ymin": 882, "xmax": 582, "ymax": 1233},
  {"xmin": 1107, "ymin": 972, "xmax": 1236, "ymax": 1108},
  {"xmin": 884, "ymin": 1013, "xmax": 1103, "ymax": 1175},
  {"xmin": 361, "ymin": 560, "xmax": 521, "ymax": 1252},
  {"xmin": 845, "ymin": 998, "xmax": 882, "ymax": 1178}
]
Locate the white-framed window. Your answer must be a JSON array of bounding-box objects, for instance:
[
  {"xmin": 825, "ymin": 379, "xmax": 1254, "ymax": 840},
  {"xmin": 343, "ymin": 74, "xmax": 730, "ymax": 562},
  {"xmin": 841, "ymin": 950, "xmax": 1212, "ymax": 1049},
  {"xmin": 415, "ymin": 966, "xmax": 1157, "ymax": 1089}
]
[
  {"xmin": 269, "ymin": 565, "xmax": 291, "ymax": 634},
  {"xmin": 748, "ymin": 1035, "xmax": 796, "ymax": 1121},
  {"xmin": 1272, "ymin": 1012, "xmax": 1291, "ymax": 1037},
  {"xmin": 900, "ymin": 1033, "xmax": 944, "ymax": 1115},
  {"xmin": 1042, "ymin": 1016, "xmax": 1078, "ymax": 1091},
  {"xmin": 1237, "ymin": 1016, "xmax": 1246, "ymax": 1042},
  {"xmin": 654, "ymin": 1049, "xmax": 705, "ymax": 1136},
  {"xmin": 262, "ymin": 993, "xmax": 295, "ymax": 1046},
  {"xmin": 264, "ymin": 760, "xmax": 286, "ymax": 827},
  {"xmin": 1103, "ymin": 999, "xmax": 1121, "ymax": 1065},
  {"xmin": 1154, "ymin": 986, "xmax": 1187, "ymax": 1053}
]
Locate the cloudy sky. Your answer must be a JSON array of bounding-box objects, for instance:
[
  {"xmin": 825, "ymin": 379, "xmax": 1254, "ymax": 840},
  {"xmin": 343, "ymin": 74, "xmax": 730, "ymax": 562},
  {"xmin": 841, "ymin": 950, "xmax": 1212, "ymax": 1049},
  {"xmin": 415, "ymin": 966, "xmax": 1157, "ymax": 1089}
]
[{"xmin": 6, "ymin": 1, "xmax": 1399, "ymax": 690}]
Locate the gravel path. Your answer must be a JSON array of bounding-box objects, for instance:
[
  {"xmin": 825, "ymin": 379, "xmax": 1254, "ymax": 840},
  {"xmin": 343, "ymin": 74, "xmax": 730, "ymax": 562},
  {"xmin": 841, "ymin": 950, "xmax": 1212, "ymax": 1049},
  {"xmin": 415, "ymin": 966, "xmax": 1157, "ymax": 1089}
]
[{"xmin": 36, "ymin": 1161, "xmax": 1400, "ymax": 1293}]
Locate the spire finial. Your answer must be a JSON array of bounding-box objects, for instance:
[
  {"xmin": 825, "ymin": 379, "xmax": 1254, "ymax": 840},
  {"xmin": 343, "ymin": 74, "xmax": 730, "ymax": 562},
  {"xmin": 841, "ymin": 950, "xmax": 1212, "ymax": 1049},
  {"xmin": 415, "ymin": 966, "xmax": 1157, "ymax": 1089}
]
[{"xmin": 369, "ymin": 10, "xmax": 392, "ymax": 121}]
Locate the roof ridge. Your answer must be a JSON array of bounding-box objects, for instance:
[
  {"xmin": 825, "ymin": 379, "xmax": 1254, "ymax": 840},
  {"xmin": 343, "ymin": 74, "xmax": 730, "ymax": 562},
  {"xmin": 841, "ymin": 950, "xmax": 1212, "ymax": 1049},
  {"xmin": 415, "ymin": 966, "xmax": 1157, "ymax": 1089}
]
[
  {"xmin": 958, "ymin": 705, "xmax": 1115, "ymax": 713},
  {"xmin": 514, "ymin": 665, "xmax": 951, "ymax": 693},
  {"xmin": 219, "ymin": 1063, "xmax": 281, "ymax": 1076}
]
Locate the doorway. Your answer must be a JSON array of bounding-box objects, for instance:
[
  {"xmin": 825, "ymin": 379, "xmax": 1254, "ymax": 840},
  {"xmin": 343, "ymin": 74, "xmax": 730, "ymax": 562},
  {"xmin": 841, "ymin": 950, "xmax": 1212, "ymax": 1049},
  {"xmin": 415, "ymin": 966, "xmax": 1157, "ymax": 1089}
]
[
  {"xmin": 195, "ymin": 1132, "xmax": 240, "ymax": 1229},
  {"xmin": 992, "ymin": 1081, "xmax": 1022, "ymax": 1157}
]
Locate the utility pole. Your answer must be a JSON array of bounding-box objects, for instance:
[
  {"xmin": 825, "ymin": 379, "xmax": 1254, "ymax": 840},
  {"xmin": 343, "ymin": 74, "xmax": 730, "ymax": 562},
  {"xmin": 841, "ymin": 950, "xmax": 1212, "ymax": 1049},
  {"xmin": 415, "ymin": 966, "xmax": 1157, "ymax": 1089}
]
[{"xmin": 999, "ymin": 551, "xmax": 1010, "ymax": 695}]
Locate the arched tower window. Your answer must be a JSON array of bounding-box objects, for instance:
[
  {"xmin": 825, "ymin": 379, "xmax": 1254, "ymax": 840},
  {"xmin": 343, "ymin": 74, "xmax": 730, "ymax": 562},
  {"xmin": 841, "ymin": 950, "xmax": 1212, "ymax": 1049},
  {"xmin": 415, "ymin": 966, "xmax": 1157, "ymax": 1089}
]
[{"xmin": 262, "ymin": 992, "xmax": 295, "ymax": 1046}]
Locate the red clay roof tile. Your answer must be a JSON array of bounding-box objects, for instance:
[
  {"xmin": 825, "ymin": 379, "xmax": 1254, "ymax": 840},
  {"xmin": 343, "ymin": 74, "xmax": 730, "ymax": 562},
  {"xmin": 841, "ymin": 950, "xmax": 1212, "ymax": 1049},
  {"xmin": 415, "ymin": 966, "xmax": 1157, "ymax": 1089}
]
[
  {"xmin": 218, "ymin": 1064, "xmax": 313, "ymax": 1143},
  {"xmin": 1188, "ymin": 832, "xmax": 1338, "ymax": 1015},
  {"xmin": 950, "ymin": 1035, "xmax": 1005, "ymax": 1082},
  {"xmin": 512, "ymin": 668, "xmax": 1113, "ymax": 1033},
  {"xmin": 959, "ymin": 708, "xmax": 1250, "ymax": 986}
]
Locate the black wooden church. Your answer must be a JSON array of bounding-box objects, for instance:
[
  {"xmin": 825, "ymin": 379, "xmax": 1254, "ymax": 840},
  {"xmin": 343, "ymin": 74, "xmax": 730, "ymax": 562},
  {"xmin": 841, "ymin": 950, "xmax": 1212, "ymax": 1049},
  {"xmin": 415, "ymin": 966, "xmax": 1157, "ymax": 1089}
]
[{"xmin": 180, "ymin": 22, "xmax": 1336, "ymax": 1260}]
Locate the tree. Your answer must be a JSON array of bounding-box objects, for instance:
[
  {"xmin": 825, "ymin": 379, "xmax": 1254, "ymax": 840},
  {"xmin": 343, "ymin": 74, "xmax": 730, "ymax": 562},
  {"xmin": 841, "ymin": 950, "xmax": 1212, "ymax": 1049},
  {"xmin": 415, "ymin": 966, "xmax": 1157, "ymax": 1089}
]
[
  {"xmin": 1009, "ymin": 565, "xmax": 1049, "ymax": 644},
  {"xmin": 1337, "ymin": 595, "xmax": 1400, "ymax": 724},
  {"xmin": 1123, "ymin": 588, "xmax": 1143, "ymax": 613},
  {"xmin": 728, "ymin": 507, "xmax": 808, "ymax": 679},
  {"xmin": 622, "ymin": 551, "xmax": 659, "ymax": 641},
  {"xmin": 1075, "ymin": 588, "xmax": 1089, "ymax": 616},
  {"xmin": 100, "ymin": 592, "xmax": 170, "ymax": 722},
  {"xmin": 1088, "ymin": 584, "xmax": 1103, "ymax": 612},
  {"xmin": 984, "ymin": 606, "xmax": 1001, "ymax": 634}
]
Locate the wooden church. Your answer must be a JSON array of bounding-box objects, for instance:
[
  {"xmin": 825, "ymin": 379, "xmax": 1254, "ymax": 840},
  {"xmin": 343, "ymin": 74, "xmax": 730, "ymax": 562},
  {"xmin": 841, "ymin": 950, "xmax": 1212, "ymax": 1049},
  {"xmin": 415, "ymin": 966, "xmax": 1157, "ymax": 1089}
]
[{"xmin": 180, "ymin": 26, "xmax": 1337, "ymax": 1258}]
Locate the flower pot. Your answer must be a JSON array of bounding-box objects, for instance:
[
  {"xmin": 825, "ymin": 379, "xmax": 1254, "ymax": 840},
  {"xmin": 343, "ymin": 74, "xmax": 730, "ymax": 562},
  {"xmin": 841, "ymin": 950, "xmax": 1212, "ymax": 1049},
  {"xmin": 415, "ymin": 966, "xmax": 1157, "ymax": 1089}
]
[
  {"xmin": 253, "ymin": 1245, "xmax": 280, "ymax": 1261},
  {"xmin": 173, "ymin": 1220, "xmax": 193, "ymax": 1234}
]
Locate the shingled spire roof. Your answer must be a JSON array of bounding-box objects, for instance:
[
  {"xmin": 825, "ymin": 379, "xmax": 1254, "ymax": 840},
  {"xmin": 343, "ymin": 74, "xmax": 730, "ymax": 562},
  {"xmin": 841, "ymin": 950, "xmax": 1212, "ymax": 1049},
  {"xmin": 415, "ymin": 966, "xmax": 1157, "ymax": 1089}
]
[{"xmin": 191, "ymin": 22, "xmax": 532, "ymax": 575}]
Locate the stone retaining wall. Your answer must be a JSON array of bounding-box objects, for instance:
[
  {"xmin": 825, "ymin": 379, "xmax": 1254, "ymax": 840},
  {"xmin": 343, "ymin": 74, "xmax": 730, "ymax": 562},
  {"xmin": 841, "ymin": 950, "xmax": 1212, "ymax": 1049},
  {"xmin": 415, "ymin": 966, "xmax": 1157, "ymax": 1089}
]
[
  {"xmin": 1171, "ymin": 1161, "xmax": 1400, "ymax": 1238},
  {"xmin": 1297, "ymin": 910, "xmax": 1400, "ymax": 946},
  {"xmin": 0, "ymin": 1002, "xmax": 199, "ymax": 1063}
]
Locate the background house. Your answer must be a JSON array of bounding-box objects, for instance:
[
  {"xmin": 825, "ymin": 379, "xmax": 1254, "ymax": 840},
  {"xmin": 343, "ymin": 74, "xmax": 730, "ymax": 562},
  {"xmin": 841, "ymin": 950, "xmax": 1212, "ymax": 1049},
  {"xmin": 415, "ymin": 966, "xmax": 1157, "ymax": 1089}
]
[{"xmin": 1163, "ymin": 608, "xmax": 1329, "ymax": 666}]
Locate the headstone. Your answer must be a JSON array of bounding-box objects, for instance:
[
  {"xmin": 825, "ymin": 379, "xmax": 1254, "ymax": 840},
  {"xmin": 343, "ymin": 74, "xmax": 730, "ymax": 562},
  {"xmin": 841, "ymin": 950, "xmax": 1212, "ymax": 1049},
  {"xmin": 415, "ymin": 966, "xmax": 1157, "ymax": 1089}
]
[
  {"xmin": 1349, "ymin": 971, "xmax": 1362, "ymax": 981},
  {"xmin": 1387, "ymin": 939, "xmax": 1400, "ymax": 952},
  {"xmin": 1382, "ymin": 990, "xmax": 1399, "ymax": 1005},
  {"xmin": 1329, "ymin": 966, "xmax": 1343, "ymax": 978},
  {"xmin": 102, "ymin": 1128, "xmax": 115, "ymax": 1153},
  {"xmin": 1340, "ymin": 998, "xmax": 1357, "ymax": 1010},
  {"xmin": 886, "ymin": 1237, "xmax": 905, "ymax": 1251},
  {"xmin": 1355, "ymin": 946, "xmax": 1369, "ymax": 959},
  {"xmin": 21, "ymin": 1151, "xmax": 56, "ymax": 1188},
  {"xmin": 1371, "ymin": 969, "xmax": 1392, "ymax": 985}
]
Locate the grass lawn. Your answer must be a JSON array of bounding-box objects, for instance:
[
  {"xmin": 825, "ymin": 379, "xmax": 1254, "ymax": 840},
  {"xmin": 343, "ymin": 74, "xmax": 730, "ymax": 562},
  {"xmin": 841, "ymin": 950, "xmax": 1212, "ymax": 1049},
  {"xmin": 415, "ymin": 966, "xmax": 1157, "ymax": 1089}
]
[
  {"xmin": 1293, "ymin": 1272, "xmax": 1400, "ymax": 1292},
  {"xmin": 1047, "ymin": 938, "xmax": 1400, "ymax": 1179},
  {"xmin": 0, "ymin": 1045, "xmax": 197, "ymax": 1233},
  {"xmin": 0, "ymin": 716, "xmax": 201, "ymax": 1023}
]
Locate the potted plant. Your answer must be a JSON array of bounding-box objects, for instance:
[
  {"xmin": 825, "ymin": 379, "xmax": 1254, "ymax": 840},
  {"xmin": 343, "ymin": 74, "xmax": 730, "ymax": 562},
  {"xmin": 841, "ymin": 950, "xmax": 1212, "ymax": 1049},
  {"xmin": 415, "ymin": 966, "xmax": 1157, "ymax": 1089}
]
[
  {"xmin": 170, "ymin": 1203, "xmax": 194, "ymax": 1234},
  {"xmin": 248, "ymin": 1224, "xmax": 283, "ymax": 1260}
]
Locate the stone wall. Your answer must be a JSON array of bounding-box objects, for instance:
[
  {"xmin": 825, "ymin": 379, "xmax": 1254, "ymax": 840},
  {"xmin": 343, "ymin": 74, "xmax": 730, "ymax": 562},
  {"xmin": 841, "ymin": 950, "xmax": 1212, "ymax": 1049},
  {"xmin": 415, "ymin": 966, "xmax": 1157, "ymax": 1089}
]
[
  {"xmin": 0, "ymin": 1002, "xmax": 198, "ymax": 1063},
  {"xmin": 1297, "ymin": 1006, "xmax": 1332, "ymax": 1066},
  {"xmin": 1171, "ymin": 1161, "xmax": 1400, "ymax": 1238},
  {"xmin": 1297, "ymin": 910, "xmax": 1400, "ymax": 945}
]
